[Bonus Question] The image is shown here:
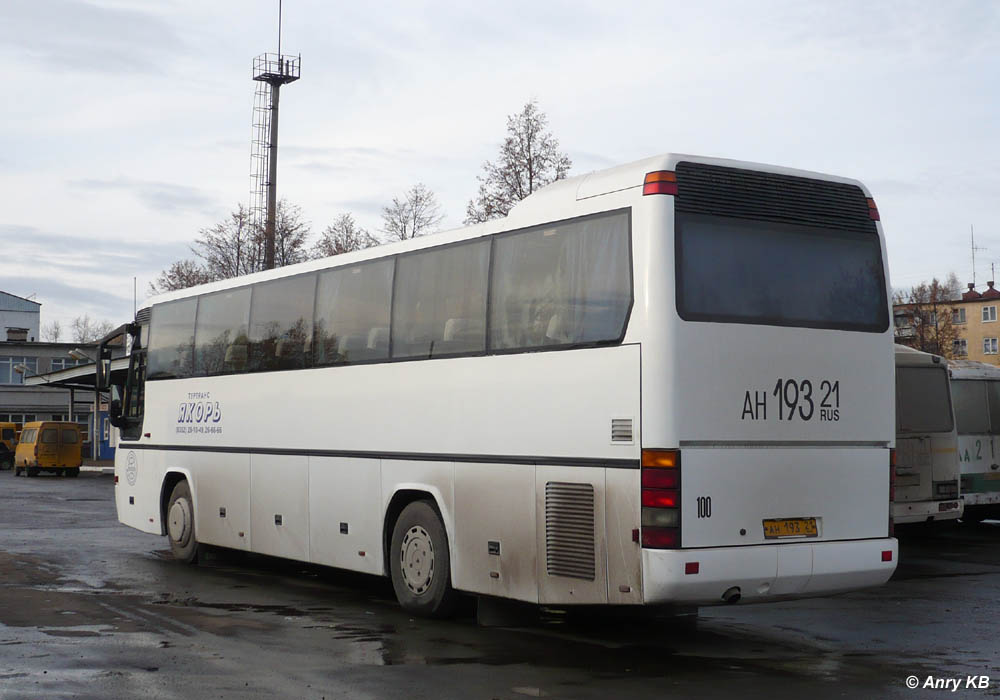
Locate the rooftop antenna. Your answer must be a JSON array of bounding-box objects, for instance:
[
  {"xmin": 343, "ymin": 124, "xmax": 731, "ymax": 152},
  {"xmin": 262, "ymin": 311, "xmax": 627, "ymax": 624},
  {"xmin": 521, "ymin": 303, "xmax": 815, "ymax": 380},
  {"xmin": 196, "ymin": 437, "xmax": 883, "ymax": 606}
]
[
  {"xmin": 250, "ymin": 0, "xmax": 300, "ymax": 270},
  {"xmin": 972, "ymin": 224, "xmax": 987, "ymax": 288}
]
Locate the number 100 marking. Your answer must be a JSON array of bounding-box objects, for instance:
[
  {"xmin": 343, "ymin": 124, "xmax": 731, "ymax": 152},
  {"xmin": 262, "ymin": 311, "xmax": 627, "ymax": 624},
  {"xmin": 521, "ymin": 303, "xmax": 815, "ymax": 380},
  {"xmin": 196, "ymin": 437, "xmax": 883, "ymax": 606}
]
[{"xmin": 696, "ymin": 496, "xmax": 712, "ymax": 518}]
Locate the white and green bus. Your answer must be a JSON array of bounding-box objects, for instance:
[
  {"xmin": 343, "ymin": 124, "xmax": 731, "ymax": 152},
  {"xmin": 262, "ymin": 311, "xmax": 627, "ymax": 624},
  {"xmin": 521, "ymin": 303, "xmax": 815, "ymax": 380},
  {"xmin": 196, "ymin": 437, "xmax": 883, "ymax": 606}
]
[
  {"xmin": 949, "ymin": 360, "xmax": 1000, "ymax": 522},
  {"xmin": 102, "ymin": 154, "xmax": 897, "ymax": 616}
]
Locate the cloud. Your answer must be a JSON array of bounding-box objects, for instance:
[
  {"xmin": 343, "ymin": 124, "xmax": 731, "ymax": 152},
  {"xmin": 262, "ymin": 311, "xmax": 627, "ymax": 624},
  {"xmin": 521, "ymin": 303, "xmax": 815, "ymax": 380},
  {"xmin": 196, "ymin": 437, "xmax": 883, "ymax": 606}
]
[
  {"xmin": 70, "ymin": 178, "xmax": 220, "ymax": 216},
  {"xmin": 0, "ymin": 1, "xmax": 181, "ymax": 75}
]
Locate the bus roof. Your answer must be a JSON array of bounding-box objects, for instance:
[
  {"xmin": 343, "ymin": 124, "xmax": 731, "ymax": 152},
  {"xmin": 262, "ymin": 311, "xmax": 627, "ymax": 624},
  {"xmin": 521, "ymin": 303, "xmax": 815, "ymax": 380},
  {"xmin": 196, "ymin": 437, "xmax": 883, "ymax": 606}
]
[
  {"xmin": 949, "ymin": 359, "xmax": 1000, "ymax": 379},
  {"xmin": 894, "ymin": 344, "xmax": 948, "ymax": 367}
]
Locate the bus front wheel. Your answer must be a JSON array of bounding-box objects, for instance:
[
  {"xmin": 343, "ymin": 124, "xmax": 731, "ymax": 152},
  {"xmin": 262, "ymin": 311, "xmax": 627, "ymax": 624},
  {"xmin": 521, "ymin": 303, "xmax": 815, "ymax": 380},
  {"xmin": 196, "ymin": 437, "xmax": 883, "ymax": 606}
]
[
  {"xmin": 389, "ymin": 501, "xmax": 457, "ymax": 618},
  {"xmin": 166, "ymin": 481, "xmax": 199, "ymax": 564}
]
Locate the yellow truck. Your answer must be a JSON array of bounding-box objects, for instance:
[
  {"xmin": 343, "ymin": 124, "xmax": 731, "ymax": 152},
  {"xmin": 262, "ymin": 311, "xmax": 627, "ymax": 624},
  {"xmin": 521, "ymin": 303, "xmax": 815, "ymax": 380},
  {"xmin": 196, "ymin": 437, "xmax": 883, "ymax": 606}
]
[{"xmin": 14, "ymin": 422, "xmax": 83, "ymax": 477}]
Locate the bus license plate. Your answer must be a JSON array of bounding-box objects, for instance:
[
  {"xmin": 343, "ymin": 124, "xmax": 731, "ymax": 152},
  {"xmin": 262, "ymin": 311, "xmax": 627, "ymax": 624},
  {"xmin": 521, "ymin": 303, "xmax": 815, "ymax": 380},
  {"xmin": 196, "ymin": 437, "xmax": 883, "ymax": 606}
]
[{"xmin": 762, "ymin": 518, "xmax": 818, "ymax": 539}]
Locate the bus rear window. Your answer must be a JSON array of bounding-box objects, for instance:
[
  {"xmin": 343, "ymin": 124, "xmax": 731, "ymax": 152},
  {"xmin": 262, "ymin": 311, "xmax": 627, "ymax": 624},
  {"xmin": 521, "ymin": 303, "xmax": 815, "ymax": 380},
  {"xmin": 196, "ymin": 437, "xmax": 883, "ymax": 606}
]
[
  {"xmin": 896, "ymin": 367, "xmax": 953, "ymax": 434},
  {"xmin": 676, "ymin": 213, "xmax": 888, "ymax": 332}
]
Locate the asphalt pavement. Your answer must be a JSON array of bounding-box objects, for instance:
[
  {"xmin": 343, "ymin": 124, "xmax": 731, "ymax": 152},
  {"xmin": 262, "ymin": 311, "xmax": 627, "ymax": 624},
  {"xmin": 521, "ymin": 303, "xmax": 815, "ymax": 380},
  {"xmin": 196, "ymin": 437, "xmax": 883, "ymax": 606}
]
[{"xmin": 0, "ymin": 472, "xmax": 998, "ymax": 699}]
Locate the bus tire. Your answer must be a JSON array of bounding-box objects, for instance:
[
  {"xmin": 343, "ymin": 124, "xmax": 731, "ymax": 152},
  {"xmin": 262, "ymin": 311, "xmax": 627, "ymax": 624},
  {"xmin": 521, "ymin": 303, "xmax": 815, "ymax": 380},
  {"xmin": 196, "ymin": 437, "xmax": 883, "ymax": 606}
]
[
  {"xmin": 166, "ymin": 481, "xmax": 199, "ymax": 564},
  {"xmin": 14, "ymin": 466, "xmax": 21, "ymax": 476},
  {"xmin": 67, "ymin": 468, "xmax": 80, "ymax": 478},
  {"xmin": 26, "ymin": 467, "xmax": 39, "ymax": 478},
  {"xmin": 389, "ymin": 501, "xmax": 457, "ymax": 618}
]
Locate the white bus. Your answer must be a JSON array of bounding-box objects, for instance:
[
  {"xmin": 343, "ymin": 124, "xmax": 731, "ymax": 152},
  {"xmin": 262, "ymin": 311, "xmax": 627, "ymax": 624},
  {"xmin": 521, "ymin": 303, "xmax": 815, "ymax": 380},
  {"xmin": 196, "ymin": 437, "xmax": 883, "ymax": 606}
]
[
  {"xmin": 892, "ymin": 345, "xmax": 962, "ymax": 524},
  {"xmin": 102, "ymin": 154, "xmax": 897, "ymax": 616},
  {"xmin": 948, "ymin": 360, "xmax": 1000, "ymax": 522}
]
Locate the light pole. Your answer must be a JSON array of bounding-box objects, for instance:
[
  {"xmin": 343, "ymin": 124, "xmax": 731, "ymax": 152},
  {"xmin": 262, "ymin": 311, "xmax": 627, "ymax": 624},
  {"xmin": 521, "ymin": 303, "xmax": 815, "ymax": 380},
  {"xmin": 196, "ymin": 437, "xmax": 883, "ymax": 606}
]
[{"xmin": 68, "ymin": 348, "xmax": 100, "ymax": 461}]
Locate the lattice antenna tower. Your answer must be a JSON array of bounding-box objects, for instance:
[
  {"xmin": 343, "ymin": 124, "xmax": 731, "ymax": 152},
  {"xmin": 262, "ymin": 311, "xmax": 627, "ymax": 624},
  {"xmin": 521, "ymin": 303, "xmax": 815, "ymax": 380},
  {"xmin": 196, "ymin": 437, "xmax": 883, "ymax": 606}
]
[
  {"xmin": 969, "ymin": 224, "xmax": 988, "ymax": 288},
  {"xmin": 250, "ymin": 0, "xmax": 300, "ymax": 270}
]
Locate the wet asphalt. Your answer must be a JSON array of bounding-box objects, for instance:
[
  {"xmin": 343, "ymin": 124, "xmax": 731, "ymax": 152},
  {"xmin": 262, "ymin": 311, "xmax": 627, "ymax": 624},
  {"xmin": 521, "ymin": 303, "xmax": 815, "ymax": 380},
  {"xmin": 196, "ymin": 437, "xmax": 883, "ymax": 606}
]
[{"xmin": 0, "ymin": 472, "xmax": 998, "ymax": 699}]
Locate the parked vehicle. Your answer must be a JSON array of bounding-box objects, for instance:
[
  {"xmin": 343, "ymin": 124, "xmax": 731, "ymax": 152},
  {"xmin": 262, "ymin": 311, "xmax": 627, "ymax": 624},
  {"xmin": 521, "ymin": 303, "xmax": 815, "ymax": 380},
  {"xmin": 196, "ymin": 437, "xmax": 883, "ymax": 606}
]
[
  {"xmin": 107, "ymin": 152, "xmax": 897, "ymax": 615},
  {"xmin": 14, "ymin": 422, "xmax": 83, "ymax": 477},
  {"xmin": 0, "ymin": 422, "xmax": 16, "ymax": 470},
  {"xmin": 948, "ymin": 360, "xmax": 1000, "ymax": 522},
  {"xmin": 893, "ymin": 345, "xmax": 963, "ymax": 525}
]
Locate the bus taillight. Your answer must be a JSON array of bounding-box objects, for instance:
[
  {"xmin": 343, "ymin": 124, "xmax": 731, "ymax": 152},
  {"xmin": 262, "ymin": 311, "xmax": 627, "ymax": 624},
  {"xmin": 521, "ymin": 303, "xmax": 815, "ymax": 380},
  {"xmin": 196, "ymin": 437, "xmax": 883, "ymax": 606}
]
[
  {"xmin": 642, "ymin": 171, "xmax": 677, "ymax": 196},
  {"xmin": 641, "ymin": 449, "xmax": 681, "ymax": 548},
  {"xmin": 866, "ymin": 197, "xmax": 880, "ymax": 221}
]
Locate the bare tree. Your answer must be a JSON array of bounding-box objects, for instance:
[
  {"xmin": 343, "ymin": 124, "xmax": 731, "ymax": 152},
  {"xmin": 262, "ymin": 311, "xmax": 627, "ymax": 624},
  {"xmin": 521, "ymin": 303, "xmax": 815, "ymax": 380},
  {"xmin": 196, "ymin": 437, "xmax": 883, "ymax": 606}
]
[
  {"xmin": 194, "ymin": 203, "xmax": 259, "ymax": 279},
  {"xmin": 273, "ymin": 200, "xmax": 311, "ymax": 267},
  {"xmin": 41, "ymin": 320, "xmax": 62, "ymax": 342},
  {"xmin": 150, "ymin": 200, "xmax": 312, "ymax": 293},
  {"xmin": 893, "ymin": 278, "xmax": 958, "ymax": 358},
  {"xmin": 944, "ymin": 271, "xmax": 962, "ymax": 300},
  {"xmin": 465, "ymin": 99, "xmax": 572, "ymax": 224},
  {"xmin": 71, "ymin": 315, "xmax": 116, "ymax": 343},
  {"xmin": 312, "ymin": 214, "xmax": 380, "ymax": 258},
  {"xmin": 381, "ymin": 183, "xmax": 444, "ymax": 241},
  {"xmin": 149, "ymin": 259, "xmax": 215, "ymax": 295}
]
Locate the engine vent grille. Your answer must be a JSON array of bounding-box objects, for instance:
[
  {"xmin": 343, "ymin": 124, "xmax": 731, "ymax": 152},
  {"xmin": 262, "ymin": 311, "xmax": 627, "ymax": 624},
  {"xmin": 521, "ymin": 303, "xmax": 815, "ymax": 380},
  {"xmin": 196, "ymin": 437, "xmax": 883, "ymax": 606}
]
[
  {"xmin": 545, "ymin": 482, "xmax": 595, "ymax": 581},
  {"xmin": 675, "ymin": 161, "xmax": 876, "ymax": 235},
  {"xmin": 611, "ymin": 418, "xmax": 633, "ymax": 444}
]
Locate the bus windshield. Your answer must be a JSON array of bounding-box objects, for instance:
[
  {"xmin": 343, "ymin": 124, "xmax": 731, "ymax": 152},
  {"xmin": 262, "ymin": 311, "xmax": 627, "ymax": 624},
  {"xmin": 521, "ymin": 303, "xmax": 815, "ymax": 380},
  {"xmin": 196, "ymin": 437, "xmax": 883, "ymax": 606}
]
[
  {"xmin": 676, "ymin": 213, "xmax": 888, "ymax": 332},
  {"xmin": 896, "ymin": 367, "xmax": 953, "ymax": 434}
]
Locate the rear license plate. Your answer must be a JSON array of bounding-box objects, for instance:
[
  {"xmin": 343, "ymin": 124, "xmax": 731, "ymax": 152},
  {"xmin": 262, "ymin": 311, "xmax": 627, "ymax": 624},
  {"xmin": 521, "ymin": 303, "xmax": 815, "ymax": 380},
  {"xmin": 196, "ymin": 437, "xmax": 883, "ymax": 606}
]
[{"xmin": 762, "ymin": 518, "xmax": 818, "ymax": 539}]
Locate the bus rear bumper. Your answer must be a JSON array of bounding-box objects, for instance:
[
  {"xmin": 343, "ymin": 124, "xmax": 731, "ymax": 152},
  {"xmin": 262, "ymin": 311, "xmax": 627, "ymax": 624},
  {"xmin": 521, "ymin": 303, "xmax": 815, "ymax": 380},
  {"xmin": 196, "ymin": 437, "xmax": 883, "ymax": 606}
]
[
  {"xmin": 962, "ymin": 490, "xmax": 1000, "ymax": 507},
  {"xmin": 892, "ymin": 499, "xmax": 963, "ymax": 524},
  {"xmin": 641, "ymin": 538, "xmax": 897, "ymax": 606}
]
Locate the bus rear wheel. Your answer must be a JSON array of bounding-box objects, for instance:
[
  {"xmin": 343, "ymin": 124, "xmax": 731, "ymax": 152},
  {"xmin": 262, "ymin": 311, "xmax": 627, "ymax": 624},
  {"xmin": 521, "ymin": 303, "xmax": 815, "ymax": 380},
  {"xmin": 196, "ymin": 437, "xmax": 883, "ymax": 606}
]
[
  {"xmin": 389, "ymin": 501, "xmax": 457, "ymax": 618},
  {"xmin": 67, "ymin": 467, "xmax": 80, "ymax": 478},
  {"xmin": 166, "ymin": 481, "xmax": 199, "ymax": 564},
  {"xmin": 26, "ymin": 467, "xmax": 39, "ymax": 478}
]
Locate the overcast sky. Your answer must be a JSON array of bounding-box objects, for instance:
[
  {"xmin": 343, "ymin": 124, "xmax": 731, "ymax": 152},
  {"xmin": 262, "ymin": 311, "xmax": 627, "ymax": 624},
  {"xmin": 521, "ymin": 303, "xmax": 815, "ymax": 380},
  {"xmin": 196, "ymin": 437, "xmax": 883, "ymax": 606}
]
[{"xmin": 2, "ymin": 0, "xmax": 998, "ymax": 332}]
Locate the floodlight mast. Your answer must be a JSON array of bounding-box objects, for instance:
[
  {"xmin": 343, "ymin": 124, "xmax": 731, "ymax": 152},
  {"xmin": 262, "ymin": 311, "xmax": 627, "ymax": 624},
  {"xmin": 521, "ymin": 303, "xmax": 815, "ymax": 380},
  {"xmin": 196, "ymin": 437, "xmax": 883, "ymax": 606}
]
[{"xmin": 250, "ymin": 1, "xmax": 300, "ymax": 270}]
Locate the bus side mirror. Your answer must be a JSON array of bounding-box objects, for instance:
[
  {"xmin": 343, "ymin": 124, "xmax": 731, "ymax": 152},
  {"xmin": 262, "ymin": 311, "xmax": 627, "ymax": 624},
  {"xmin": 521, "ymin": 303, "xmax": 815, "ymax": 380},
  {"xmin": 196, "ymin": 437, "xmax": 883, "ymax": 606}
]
[
  {"xmin": 96, "ymin": 359, "xmax": 111, "ymax": 391},
  {"xmin": 109, "ymin": 394, "xmax": 124, "ymax": 428}
]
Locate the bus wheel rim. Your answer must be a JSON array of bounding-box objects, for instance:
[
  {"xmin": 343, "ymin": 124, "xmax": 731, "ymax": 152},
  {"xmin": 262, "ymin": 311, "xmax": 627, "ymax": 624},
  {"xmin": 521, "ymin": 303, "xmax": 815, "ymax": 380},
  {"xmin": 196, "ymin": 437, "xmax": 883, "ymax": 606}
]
[
  {"xmin": 400, "ymin": 525, "xmax": 434, "ymax": 595},
  {"xmin": 168, "ymin": 499, "xmax": 191, "ymax": 545}
]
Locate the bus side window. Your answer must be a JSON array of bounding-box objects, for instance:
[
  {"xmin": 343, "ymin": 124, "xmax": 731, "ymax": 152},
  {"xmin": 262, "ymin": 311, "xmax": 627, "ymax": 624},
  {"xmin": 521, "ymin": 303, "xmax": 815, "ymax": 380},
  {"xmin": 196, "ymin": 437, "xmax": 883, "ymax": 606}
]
[
  {"xmin": 315, "ymin": 260, "xmax": 393, "ymax": 366},
  {"xmin": 391, "ymin": 240, "xmax": 489, "ymax": 359},
  {"xmin": 490, "ymin": 211, "xmax": 631, "ymax": 351}
]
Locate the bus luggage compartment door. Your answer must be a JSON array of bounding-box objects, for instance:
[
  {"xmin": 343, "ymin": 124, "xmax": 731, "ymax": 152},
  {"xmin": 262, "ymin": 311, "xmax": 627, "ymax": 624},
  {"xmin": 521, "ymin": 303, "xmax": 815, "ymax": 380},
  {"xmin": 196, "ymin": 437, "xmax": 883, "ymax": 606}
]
[{"xmin": 680, "ymin": 446, "xmax": 889, "ymax": 549}]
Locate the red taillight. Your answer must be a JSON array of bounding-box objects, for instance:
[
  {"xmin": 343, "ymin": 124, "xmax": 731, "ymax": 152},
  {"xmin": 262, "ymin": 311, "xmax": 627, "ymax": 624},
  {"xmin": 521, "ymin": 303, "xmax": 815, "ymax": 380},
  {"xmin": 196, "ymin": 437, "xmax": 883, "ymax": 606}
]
[
  {"xmin": 642, "ymin": 527, "xmax": 680, "ymax": 548},
  {"xmin": 685, "ymin": 562, "xmax": 700, "ymax": 575},
  {"xmin": 867, "ymin": 197, "xmax": 880, "ymax": 221},
  {"xmin": 641, "ymin": 468, "xmax": 679, "ymax": 489},
  {"xmin": 881, "ymin": 550, "xmax": 893, "ymax": 562},
  {"xmin": 641, "ymin": 449, "xmax": 680, "ymax": 549},
  {"xmin": 642, "ymin": 488, "xmax": 679, "ymax": 508},
  {"xmin": 643, "ymin": 171, "xmax": 677, "ymax": 196}
]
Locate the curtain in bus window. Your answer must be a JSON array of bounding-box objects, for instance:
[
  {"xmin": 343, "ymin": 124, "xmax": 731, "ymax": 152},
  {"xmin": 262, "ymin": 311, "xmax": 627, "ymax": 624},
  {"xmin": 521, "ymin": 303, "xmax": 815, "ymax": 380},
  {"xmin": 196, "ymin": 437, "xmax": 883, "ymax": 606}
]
[
  {"xmin": 951, "ymin": 380, "xmax": 990, "ymax": 434},
  {"xmin": 247, "ymin": 274, "xmax": 316, "ymax": 372},
  {"xmin": 896, "ymin": 367, "xmax": 953, "ymax": 434},
  {"xmin": 676, "ymin": 214, "xmax": 888, "ymax": 331},
  {"xmin": 490, "ymin": 211, "xmax": 631, "ymax": 351},
  {"xmin": 194, "ymin": 288, "xmax": 251, "ymax": 376},
  {"xmin": 314, "ymin": 259, "xmax": 394, "ymax": 365},
  {"xmin": 147, "ymin": 298, "xmax": 197, "ymax": 380},
  {"xmin": 392, "ymin": 241, "xmax": 490, "ymax": 359}
]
